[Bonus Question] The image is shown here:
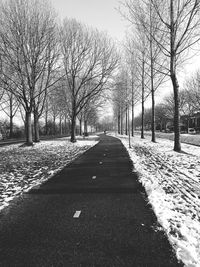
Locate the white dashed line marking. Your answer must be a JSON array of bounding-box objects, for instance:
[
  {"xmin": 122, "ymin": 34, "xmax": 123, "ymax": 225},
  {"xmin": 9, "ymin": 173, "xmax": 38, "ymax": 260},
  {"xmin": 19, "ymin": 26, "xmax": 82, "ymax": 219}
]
[
  {"xmin": 73, "ymin": 211, "xmax": 81, "ymax": 218},
  {"xmin": 99, "ymin": 162, "xmax": 103, "ymax": 164},
  {"xmin": 92, "ymin": 176, "xmax": 97, "ymax": 179},
  {"xmin": 104, "ymin": 154, "xmax": 106, "ymax": 156}
]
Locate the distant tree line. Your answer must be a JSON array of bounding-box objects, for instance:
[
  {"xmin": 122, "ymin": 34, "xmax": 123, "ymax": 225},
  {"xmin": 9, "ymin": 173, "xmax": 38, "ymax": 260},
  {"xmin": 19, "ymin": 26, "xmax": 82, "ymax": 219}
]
[{"xmin": 117, "ymin": 66, "xmax": 200, "ymax": 135}]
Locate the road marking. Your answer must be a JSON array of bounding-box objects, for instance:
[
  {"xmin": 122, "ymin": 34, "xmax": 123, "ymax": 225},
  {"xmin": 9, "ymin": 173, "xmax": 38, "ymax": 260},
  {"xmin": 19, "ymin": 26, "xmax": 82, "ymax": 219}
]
[
  {"xmin": 73, "ymin": 211, "xmax": 81, "ymax": 218},
  {"xmin": 99, "ymin": 162, "xmax": 103, "ymax": 164},
  {"xmin": 92, "ymin": 176, "xmax": 97, "ymax": 179},
  {"xmin": 104, "ymin": 154, "xmax": 106, "ymax": 156}
]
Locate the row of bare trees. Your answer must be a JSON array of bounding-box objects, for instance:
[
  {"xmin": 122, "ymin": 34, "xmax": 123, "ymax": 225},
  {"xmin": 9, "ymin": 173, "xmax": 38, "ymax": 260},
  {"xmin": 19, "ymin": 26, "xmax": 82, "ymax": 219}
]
[
  {"xmin": 136, "ymin": 71, "xmax": 200, "ymax": 131},
  {"xmin": 113, "ymin": 0, "xmax": 200, "ymax": 152},
  {"xmin": 0, "ymin": 0, "xmax": 118, "ymax": 145}
]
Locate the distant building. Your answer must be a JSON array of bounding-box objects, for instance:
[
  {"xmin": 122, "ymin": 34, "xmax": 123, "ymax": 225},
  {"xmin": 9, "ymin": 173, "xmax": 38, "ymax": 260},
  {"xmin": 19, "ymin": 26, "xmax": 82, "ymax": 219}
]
[
  {"xmin": 154, "ymin": 112, "xmax": 200, "ymax": 133},
  {"xmin": 181, "ymin": 112, "xmax": 200, "ymax": 133}
]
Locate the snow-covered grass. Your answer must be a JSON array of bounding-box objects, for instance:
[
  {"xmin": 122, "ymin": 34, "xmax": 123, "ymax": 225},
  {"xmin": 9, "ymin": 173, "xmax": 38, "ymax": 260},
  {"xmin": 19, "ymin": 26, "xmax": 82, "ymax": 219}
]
[
  {"xmin": 0, "ymin": 136, "xmax": 99, "ymax": 212},
  {"xmin": 112, "ymin": 132, "xmax": 200, "ymax": 267},
  {"xmin": 140, "ymin": 130, "xmax": 200, "ymax": 146}
]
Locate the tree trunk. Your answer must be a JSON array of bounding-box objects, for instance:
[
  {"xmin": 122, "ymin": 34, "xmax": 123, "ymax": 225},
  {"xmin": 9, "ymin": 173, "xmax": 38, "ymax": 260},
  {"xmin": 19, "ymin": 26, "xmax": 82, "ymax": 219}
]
[
  {"xmin": 170, "ymin": 0, "xmax": 181, "ymax": 152},
  {"xmin": 34, "ymin": 111, "xmax": 40, "ymax": 142},
  {"xmin": 70, "ymin": 114, "xmax": 76, "ymax": 142},
  {"xmin": 118, "ymin": 109, "xmax": 120, "ymax": 134},
  {"xmin": 60, "ymin": 115, "xmax": 62, "ymax": 136},
  {"xmin": 151, "ymin": 82, "xmax": 155, "ymax": 142},
  {"xmin": 131, "ymin": 87, "xmax": 134, "ymax": 137},
  {"xmin": 45, "ymin": 110, "xmax": 48, "ymax": 135},
  {"xmin": 150, "ymin": 44, "xmax": 155, "ymax": 141},
  {"xmin": 25, "ymin": 111, "xmax": 33, "ymax": 146},
  {"xmin": 9, "ymin": 96, "xmax": 14, "ymax": 139},
  {"xmin": 120, "ymin": 107, "xmax": 123, "ymax": 135},
  {"xmin": 141, "ymin": 58, "xmax": 145, "ymax": 139},
  {"xmin": 9, "ymin": 116, "xmax": 13, "ymax": 139},
  {"xmin": 128, "ymin": 106, "xmax": 131, "ymax": 148},
  {"xmin": 171, "ymin": 73, "xmax": 181, "ymax": 151},
  {"xmin": 53, "ymin": 115, "xmax": 56, "ymax": 135},
  {"xmin": 45, "ymin": 102, "xmax": 48, "ymax": 136},
  {"xmin": 149, "ymin": 0, "xmax": 156, "ymax": 143},
  {"xmin": 125, "ymin": 107, "xmax": 128, "ymax": 135},
  {"xmin": 79, "ymin": 118, "xmax": 82, "ymax": 136},
  {"xmin": 64, "ymin": 115, "xmax": 67, "ymax": 135},
  {"xmin": 84, "ymin": 120, "xmax": 88, "ymax": 134}
]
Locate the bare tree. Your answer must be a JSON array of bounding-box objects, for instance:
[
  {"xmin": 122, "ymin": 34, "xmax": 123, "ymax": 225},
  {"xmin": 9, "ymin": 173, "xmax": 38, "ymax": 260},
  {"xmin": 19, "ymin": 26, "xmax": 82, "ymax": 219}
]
[
  {"xmin": 122, "ymin": 0, "xmax": 168, "ymax": 142},
  {"xmin": 134, "ymin": 32, "xmax": 151, "ymax": 139},
  {"xmin": 0, "ymin": 90, "xmax": 19, "ymax": 138},
  {"xmin": 32, "ymin": 50, "xmax": 60, "ymax": 142},
  {"xmin": 184, "ymin": 70, "xmax": 200, "ymax": 114},
  {"xmin": 0, "ymin": 0, "xmax": 59, "ymax": 145},
  {"xmin": 124, "ymin": 36, "xmax": 144, "ymax": 137},
  {"xmin": 122, "ymin": 0, "xmax": 200, "ymax": 151},
  {"xmin": 48, "ymin": 89, "xmax": 61, "ymax": 135},
  {"xmin": 60, "ymin": 19, "xmax": 118, "ymax": 142},
  {"xmin": 149, "ymin": 0, "xmax": 200, "ymax": 151},
  {"xmin": 112, "ymin": 69, "xmax": 129, "ymax": 135},
  {"xmin": 83, "ymin": 95, "xmax": 105, "ymax": 135},
  {"xmin": 155, "ymin": 104, "xmax": 170, "ymax": 132},
  {"xmin": 161, "ymin": 91, "xmax": 188, "ymax": 130}
]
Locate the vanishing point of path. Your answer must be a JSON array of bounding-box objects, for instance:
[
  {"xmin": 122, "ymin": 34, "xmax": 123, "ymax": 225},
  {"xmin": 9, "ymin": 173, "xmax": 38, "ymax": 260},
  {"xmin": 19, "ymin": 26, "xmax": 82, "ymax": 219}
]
[{"xmin": 0, "ymin": 134, "xmax": 183, "ymax": 267}]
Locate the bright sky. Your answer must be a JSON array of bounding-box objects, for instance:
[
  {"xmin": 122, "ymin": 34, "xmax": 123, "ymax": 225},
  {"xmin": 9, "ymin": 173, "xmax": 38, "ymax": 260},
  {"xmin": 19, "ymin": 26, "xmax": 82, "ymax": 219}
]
[
  {"xmin": 50, "ymin": 0, "xmax": 127, "ymax": 118},
  {"xmin": 51, "ymin": 0, "xmax": 200, "ymax": 95},
  {"xmin": 51, "ymin": 0, "xmax": 128, "ymax": 42}
]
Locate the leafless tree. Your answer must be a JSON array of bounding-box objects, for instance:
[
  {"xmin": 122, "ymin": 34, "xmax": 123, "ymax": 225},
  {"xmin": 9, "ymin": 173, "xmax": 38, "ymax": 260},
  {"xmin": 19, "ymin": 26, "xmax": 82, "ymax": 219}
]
[
  {"xmin": 83, "ymin": 95, "xmax": 105, "ymax": 135},
  {"xmin": 124, "ymin": 36, "xmax": 144, "ymax": 137},
  {"xmin": 0, "ymin": 90, "xmax": 19, "ymax": 138},
  {"xmin": 148, "ymin": 0, "xmax": 200, "ymax": 151},
  {"xmin": 122, "ymin": 0, "xmax": 200, "ymax": 151},
  {"xmin": 184, "ymin": 70, "xmax": 200, "ymax": 113},
  {"xmin": 134, "ymin": 32, "xmax": 151, "ymax": 139},
  {"xmin": 112, "ymin": 69, "xmax": 129, "ymax": 135},
  {"xmin": 60, "ymin": 18, "xmax": 118, "ymax": 142},
  {"xmin": 155, "ymin": 104, "xmax": 170, "ymax": 132},
  {"xmin": 0, "ymin": 0, "xmax": 59, "ymax": 145},
  {"xmin": 122, "ymin": 0, "xmax": 168, "ymax": 142},
  {"xmin": 161, "ymin": 91, "xmax": 187, "ymax": 128},
  {"xmin": 32, "ymin": 53, "xmax": 61, "ymax": 142}
]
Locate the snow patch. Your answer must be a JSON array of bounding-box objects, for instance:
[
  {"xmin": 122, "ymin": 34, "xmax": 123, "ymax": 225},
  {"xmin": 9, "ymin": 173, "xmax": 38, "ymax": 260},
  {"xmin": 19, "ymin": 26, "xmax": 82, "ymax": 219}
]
[{"xmin": 0, "ymin": 137, "xmax": 98, "ymax": 211}]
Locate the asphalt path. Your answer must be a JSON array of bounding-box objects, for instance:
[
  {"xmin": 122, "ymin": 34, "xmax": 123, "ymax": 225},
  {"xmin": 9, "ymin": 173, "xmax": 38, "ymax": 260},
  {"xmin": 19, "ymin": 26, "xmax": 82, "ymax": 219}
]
[{"xmin": 0, "ymin": 134, "xmax": 183, "ymax": 267}]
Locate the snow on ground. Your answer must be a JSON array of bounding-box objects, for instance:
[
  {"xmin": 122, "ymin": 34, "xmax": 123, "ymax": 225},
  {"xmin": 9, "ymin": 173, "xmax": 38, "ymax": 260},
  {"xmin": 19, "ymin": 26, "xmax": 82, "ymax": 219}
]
[
  {"xmin": 0, "ymin": 136, "xmax": 99, "ymax": 212},
  {"xmin": 112, "ymin": 132, "xmax": 200, "ymax": 267},
  {"xmin": 141, "ymin": 130, "xmax": 200, "ymax": 146}
]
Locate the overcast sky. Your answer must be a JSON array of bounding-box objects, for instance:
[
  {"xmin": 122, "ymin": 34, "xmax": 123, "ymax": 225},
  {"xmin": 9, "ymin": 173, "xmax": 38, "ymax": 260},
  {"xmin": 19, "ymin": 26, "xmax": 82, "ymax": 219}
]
[{"xmin": 51, "ymin": 0, "xmax": 128, "ymax": 41}]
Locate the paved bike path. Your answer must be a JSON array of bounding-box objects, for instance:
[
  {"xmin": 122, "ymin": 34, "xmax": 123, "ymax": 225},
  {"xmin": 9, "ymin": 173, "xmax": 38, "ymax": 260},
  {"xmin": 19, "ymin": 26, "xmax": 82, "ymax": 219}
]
[{"xmin": 0, "ymin": 134, "xmax": 182, "ymax": 266}]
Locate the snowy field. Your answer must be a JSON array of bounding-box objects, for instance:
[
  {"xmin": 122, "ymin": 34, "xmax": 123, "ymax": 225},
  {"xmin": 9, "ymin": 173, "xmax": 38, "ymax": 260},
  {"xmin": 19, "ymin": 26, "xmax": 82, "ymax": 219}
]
[
  {"xmin": 113, "ymin": 132, "xmax": 200, "ymax": 267},
  {"xmin": 0, "ymin": 136, "xmax": 98, "ymax": 212}
]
